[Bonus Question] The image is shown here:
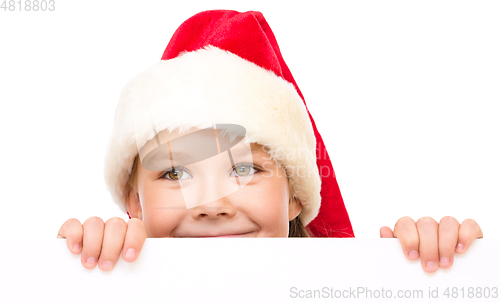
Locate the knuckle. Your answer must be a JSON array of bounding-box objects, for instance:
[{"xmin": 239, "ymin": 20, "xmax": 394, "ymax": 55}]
[
  {"xmin": 128, "ymin": 217, "xmax": 143, "ymax": 226},
  {"xmin": 59, "ymin": 218, "xmax": 81, "ymax": 236},
  {"xmin": 105, "ymin": 217, "xmax": 127, "ymax": 230},
  {"xmin": 440, "ymin": 216, "xmax": 459, "ymax": 226},
  {"xmin": 461, "ymin": 218, "xmax": 482, "ymax": 234},
  {"xmin": 395, "ymin": 216, "xmax": 414, "ymax": 228},
  {"xmin": 397, "ymin": 216, "xmax": 413, "ymax": 223},
  {"xmin": 127, "ymin": 217, "xmax": 139, "ymax": 226},
  {"xmin": 416, "ymin": 216, "xmax": 437, "ymax": 228},
  {"xmin": 84, "ymin": 216, "xmax": 104, "ymax": 228},
  {"xmin": 66, "ymin": 218, "xmax": 81, "ymax": 226},
  {"xmin": 462, "ymin": 218, "xmax": 477, "ymax": 227}
]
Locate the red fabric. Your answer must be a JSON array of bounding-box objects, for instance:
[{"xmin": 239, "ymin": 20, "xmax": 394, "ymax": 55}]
[{"xmin": 158, "ymin": 10, "xmax": 354, "ymax": 238}]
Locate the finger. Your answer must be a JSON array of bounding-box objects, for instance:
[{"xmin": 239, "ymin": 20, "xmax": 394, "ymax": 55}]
[
  {"xmin": 57, "ymin": 218, "xmax": 83, "ymax": 254},
  {"xmin": 380, "ymin": 226, "xmax": 395, "ymax": 238},
  {"xmin": 98, "ymin": 217, "xmax": 128, "ymax": 271},
  {"xmin": 438, "ymin": 216, "xmax": 460, "ymax": 269},
  {"xmin": 122, "ymin": 218, "xmax": 148, "ymax": 262},
  {"xmin": 416, "ymin": 217, "xmax": 439, "ymax": 273},
  {"xmin": 81, "ymin": 216, "xmax": 105, "ymax": 269},
  {"xmin": 393, "ymin": 216, "xmax": 420, "ymax": 261},
  {"xmin": 456, "ymin": 219, "xmax": 483, "ymax": 254}
]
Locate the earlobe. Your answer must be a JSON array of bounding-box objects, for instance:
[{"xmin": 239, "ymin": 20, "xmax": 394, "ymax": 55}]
[{"xmin": 288, "ymin": 196, "xmax": 303, "ymax": 221}]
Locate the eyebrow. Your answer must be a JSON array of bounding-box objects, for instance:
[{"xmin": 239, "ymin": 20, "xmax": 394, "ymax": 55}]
[{"xmin": 231, "ymin": 144, "xmax": 268, "ymax": 157}]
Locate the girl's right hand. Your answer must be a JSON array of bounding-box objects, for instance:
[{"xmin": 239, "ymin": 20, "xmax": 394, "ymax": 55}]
[{"xmin": 57, "ymin": 217, "xmax": 147, "ymax": 271}]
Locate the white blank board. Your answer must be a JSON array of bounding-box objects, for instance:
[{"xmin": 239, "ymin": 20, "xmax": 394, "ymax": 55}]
[{"xmin": 0, "ymin": 238, "xmax": 498, "ymax": 301}]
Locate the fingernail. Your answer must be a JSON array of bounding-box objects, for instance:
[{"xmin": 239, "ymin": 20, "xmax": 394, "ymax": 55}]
[
  {"xmin": 125, "ymin": 248, "xmax": 136, "ymax": 259},
  {"xmin": 456, "ymin": 243, "xmax": 464, "ymax": 252},
  {"xmin": 101, "ymin": 261, "xmax": 114, "ymax": 270},
  {"xmin": 86, "ymin": 257, "xmax": 96, "ymax": 266},
  {"xmin": 440, "ymin": 257, "xmax": 450, "ymax": 266},
  {"xmin": 426, "ymin": 261, "xmax": 437, "ymax": 271},
  {"xmin": 409, "ymin": 250, "xmax": 419, "ymax": 259},
  {"xmin": 73, "ymin": 243, "xmax": 80, "ymax": 251}
]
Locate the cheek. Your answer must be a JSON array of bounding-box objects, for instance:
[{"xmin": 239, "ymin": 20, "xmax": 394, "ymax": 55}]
[
  {"xmin": 140, "ymin": 181, "xmax": 187, "ymax": 237},
  {"xmin": 241, "ymin": 175, "xmax": 290, "ymax": 237}
]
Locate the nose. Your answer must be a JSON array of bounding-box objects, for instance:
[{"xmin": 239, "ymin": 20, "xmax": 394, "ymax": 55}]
[{"xmin": 191, "ymin": 196, "xmax": 236, "ymax": 219}]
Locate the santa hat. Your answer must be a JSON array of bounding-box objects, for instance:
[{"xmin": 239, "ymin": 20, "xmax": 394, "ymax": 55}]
[{"xmin": 103, "ymin": 10, "xmax": 354, "ymax": 237}]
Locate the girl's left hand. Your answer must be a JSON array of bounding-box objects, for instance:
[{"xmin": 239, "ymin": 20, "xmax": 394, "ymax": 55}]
[{"xmin": 380, "ymin": 216, "xmax": 483, "ymax": 273}]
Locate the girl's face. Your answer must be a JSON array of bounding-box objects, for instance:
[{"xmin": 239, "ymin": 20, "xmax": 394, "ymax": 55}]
[{"xmin": 126, "ymin": 128, "xmax": 302, "ymax": 238}]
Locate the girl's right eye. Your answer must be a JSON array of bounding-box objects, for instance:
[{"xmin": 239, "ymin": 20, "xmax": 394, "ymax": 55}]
[{"xmin": 161, "ymin": 168, "xmax": 192, "ymax": 181}]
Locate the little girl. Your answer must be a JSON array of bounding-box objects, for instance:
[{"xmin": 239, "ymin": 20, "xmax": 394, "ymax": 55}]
[{"xmin": 57, "ymin": 10, "xmax": 483, "ymax": 273}]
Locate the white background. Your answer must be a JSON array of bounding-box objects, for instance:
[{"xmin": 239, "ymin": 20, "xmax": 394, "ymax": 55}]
[
  {"xmin": 2, "ymin": 239, "xmax": 499, "ymax": 301},
  {"xmin": 0, "ymin": 0, "xmax": 498, "ymax": 239}
]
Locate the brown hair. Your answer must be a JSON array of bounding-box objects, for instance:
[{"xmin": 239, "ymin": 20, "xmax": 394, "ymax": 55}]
[
  {"xmin": 288, "ymin": 216, "xmax": 312, "ymax": 237},
  {"xmin": 126, "ymin": 155, "xmax": 312, "ymax": 237},
  {"xmin": 127, "ymin": 155, "xmax": 140, "ymax": 193}
]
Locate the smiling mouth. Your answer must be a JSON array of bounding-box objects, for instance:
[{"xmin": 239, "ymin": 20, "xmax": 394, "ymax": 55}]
[{"xmin": 174, "ymin": 231, "xmax": 256, "ymax": 238}]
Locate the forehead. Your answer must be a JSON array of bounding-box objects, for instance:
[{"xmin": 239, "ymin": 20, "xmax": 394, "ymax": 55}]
[
  {"xmin": 138, "ymin": 127, "xmax": 275, "ymax": 170},
  {"xmin": 247, "ymin": 143, "xmax": 271, "ymax": 156}
]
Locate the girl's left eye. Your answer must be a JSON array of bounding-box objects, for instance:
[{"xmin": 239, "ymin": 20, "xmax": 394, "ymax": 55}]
[{"xmin": 231, "ymin": 163, "xmax": 260, "ymax": 177}]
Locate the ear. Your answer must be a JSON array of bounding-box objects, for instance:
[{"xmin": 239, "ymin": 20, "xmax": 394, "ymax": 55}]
[
  {"xmin": 288, "ymin": 196, "xmax": 303, "ymax": 221},
  {"xmin": 125, "ymin": 184, "xmax": 143, "ymax": 220}
]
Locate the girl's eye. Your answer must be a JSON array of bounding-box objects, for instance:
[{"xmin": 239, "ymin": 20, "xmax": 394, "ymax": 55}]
[
  {"xmin": 162, "ymin": 168, "xmax": 192, "ymax": 181},
  {"xmin": 231, "ymin": 163, "xmax": 260, "ymax": 177},
  {"xmin": 161, "ymin": 164, "xmax": 260, "ymax": 181}
]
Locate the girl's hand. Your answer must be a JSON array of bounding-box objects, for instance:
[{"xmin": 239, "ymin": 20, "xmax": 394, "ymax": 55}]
[
  {"xmin": 380, "ymin": 216, "xmax": 483, "ymax": 273},
  {"xmin": 57, "ymin": 217, "xmax": 147, "ymax": 271}
]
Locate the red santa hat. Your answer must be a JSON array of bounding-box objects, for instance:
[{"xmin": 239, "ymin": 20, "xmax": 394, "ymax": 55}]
[{"xmin": 103, "ymin": 10, "xmax": 354, "ymax": 237}]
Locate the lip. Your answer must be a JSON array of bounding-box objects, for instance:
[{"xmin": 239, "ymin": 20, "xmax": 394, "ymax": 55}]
[
  {"xmin": 173, "ymin": 231, "xmax": 257, "ymax": 238},
  {"xmin": 198, "ymin": 232, "xmax": 252, "ymax": 238}
]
